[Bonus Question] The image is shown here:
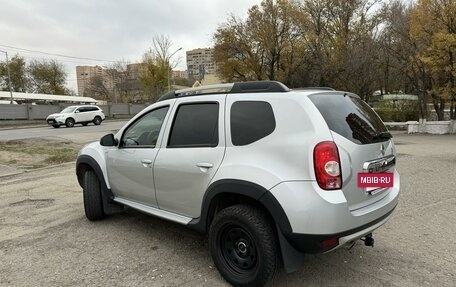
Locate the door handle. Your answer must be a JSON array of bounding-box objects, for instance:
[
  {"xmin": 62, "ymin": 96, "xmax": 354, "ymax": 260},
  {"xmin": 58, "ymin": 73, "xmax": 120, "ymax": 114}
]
[
  {"xmin": 196, "ymin": 162, "xmax": 213, "ymax": 169},
  {"xmin": 141, "ymin": 159, "xmax": 153, "ymax": 168}
]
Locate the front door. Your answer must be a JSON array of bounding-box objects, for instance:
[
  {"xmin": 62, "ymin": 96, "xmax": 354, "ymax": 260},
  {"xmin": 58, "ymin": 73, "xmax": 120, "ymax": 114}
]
[
  {"xmin": 154, "ymin": 96, "xmax": 226, "ymax": 217},
  {"xmin": 106, "ymin": 105, "xmax": 171, "ymax": 207}
]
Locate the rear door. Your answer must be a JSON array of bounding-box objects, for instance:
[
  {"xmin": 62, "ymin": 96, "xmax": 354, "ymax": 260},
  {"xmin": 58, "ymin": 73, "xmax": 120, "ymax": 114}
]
[
  {"xmin": 309, "ymin": 93, "xmax": 396, "ymax": 211},
  {"xmin": 153, "ymin": 95, "xmax": 226, "ymax": 218},
  {"xmin": 86, "ymin": 106, "xmax": 98, "ymax": 121},
  {"xmin": 77, "ymin": 106, "xmax": 93, "ymax": 122}
]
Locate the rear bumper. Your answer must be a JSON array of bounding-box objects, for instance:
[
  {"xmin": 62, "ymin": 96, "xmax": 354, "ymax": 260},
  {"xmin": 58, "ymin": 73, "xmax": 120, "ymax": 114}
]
[
  {"xmin": 283, "ymin": 205, "xmax": 396, "ymax": 253},
  {"xmin": 269, "ymin": 171, "xmax": 399, "ymax": 253}
]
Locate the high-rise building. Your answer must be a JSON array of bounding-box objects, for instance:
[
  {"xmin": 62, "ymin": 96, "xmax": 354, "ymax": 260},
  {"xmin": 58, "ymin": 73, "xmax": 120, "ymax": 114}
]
[
  {"xmin": 172, "ymin": 70, "xmax": 188, "ymax": 79},
  {"xmin": 126, "ymin": 63, "xmax": 146, "ymax": 81},
  {"xmin": 76, "ymin": 66, "xmax": 112, "ymax": 97},
  {"xmin": 186, "ymin": 48, "xmax": 216, "ymax": 81}
]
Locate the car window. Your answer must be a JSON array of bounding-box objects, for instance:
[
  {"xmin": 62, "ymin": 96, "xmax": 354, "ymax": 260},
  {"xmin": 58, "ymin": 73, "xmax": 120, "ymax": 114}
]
[
  {"xmin": 77, "ymin": 107, "xmax": 86, "ymax": 113},
  {"xmin": 168, "ymin": 103, "xmax": 219, "ymax": 148},
  {"xmin": 121, "ymin": 106, "xmax": 169, "ymax": 147},
  {"xmin": 230, "ymin": 101, "xmax": 275, "ymax": 146},
  {"xmin": 61, "ymin": 107, "xmax": 76, "ymax": 113},
  {"xmin": 309, "ymin": 93, "xmax": 389, "ymax": 144}
]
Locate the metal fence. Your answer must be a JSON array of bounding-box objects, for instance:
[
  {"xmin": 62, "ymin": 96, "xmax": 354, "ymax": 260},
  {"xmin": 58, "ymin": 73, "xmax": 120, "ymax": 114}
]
[{"xmin": 0, "ymin": 103, "xmax": 149, "ymax": 120}]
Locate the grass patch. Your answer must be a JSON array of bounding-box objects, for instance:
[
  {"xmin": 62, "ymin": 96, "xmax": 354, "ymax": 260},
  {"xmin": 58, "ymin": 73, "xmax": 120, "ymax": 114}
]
[
  {"xmin": 45, "ymin": 148, "xmax": 78, "ymax": 164},
  {"xmin": 0, "ymin": 139, "xmax": 79, "ymax": 169}
]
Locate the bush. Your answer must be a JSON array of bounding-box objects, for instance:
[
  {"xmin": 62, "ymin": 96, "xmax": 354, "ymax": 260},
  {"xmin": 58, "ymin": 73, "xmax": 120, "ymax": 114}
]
[{"xmin": 374, "ymin": 100, "xmax": 420, "ymax": 122}]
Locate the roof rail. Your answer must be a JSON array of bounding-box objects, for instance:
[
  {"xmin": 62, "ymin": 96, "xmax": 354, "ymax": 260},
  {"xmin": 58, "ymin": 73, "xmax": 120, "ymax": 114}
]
[
  {"xmin": 293, "ymin": 87, "xmax": 335, "ymax": 91},
  {"xmin": 157, "ymin": 81, "xmax": 290, "ymax": 102},
  {"xmin": 231, "ymin": 81, "xmax": 290, "ymax": 93}
]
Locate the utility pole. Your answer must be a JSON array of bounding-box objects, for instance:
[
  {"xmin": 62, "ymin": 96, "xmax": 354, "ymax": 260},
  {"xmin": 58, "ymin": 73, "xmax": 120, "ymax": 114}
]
[
  {"xmin": 168, "ymin": 47, "xmax": 182, "ymax": 91},
  {"xmin": 0, "ymin": 50, "xmax": 14, "ymax": 104}
]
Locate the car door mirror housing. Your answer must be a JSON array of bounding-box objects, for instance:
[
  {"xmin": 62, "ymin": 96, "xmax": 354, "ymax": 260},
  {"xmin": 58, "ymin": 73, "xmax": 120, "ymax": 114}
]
[{"xmin": 100, "ymin": 134, "xmax": 118, "ymax": 146}]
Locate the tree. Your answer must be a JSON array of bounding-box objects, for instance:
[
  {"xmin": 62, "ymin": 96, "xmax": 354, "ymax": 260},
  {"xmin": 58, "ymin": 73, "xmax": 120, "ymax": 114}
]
[
  {"xmin": 140, "ymin": 35, "xmax": 178, "ymax": 102},
  {"xmin": 213, "ymin": 0, "xmax": 384, "ymax": 98},
  {"xmin": 84, "ymin": 74, "xmax": 111, "ymax": 101},
  {"xmin": 28, "ymin": 59, "xmax": 67, "ymax": 94},
  {"xmin": 378, "ymin": 0, "xmax": 431, "ymax": 119},
  {"xmin": 0, "ymin": 54, "xmax": 29, "ymax": 92},
  {"xmin": 214, "ymin": 0, "xmax": 304, "ymax": 84},
  {"xmin": 297, "ymin": 0, "xmax": 384, "ymax": 98},
  {"xmin": 108, "ymin": 60, "xmax": 138, "ymax": 103},
  {"xmin": 173, "ymin": 77, "xmax": 192, "ymax": 87},
  {"xmin": 410, "ymin": 0, "xmax": 456, "ymax": 120}
]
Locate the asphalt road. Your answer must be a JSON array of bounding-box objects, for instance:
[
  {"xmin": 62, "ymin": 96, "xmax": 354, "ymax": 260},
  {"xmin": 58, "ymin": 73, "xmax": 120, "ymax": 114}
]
[
  {"xmin": 0, "ymin": 132, "xmax": 455, "ymax": 286},
  {"xmin": 0, "ymin": 121, "xmax": 127, "ymax": 143}
]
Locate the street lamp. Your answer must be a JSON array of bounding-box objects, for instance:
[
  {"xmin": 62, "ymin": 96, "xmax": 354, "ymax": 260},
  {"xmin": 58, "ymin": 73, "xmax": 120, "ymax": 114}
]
[
  {"xmin": 0, "ymin": 49, "xmax": 14, "ymax": 104},
  {"xmin": 168, "ymin": 47, "xmax": 182, "ymax": 91}
]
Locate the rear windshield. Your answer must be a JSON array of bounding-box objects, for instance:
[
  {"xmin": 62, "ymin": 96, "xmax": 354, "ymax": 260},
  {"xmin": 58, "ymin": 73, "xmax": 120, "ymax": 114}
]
[{"xmin": 309, "ymin": 93, "xmax": 389, "ymax": 144}]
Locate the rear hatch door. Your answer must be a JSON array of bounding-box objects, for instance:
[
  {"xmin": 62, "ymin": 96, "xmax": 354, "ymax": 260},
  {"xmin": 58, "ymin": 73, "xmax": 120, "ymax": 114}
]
[{"xmin": 309, "ymin": 92, "xmax": 396, "ymax": 211}]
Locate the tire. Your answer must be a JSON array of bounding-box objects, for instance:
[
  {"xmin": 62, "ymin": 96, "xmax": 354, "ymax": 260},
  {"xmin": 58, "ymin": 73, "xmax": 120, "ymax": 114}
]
[
  {"xmin": 209, "ymin": 204, "xmax": 278, "ymax": 287},
  {"xmin": 65, "ymin": 118, "xmax": 75, "ymax": 128},
  {"xmin": 52, "ymin": 125, "xmax": 60, "ymax": 128},
  {"xmin": 93, "ymin": 116, "xmax": 102, "ymax": 125},
  {"xmin": 81, "ymin": 122, "xmax": 88, "ymax": 126},
  {"xmin": 83, "ymin": 170, "xmax": 105, "ymax": 221}
]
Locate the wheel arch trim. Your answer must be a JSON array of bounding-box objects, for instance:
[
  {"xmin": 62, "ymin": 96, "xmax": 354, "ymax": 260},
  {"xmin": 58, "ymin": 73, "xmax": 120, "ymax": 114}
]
[
  {"xmin": 188, "ymin": 179, "xmax": 292, "ymax": 235},
  {"xmin": 76, "ymin": 155, "xmax": 115, "ymax": 213}
]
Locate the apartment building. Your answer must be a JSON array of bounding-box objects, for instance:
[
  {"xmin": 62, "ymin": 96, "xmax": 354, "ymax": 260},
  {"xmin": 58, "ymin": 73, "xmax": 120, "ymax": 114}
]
[
  {"xmin": 186, "ymin": 48, "xmax": 216, "ymax": 81},
  {"xmin": 172, "ymin": 70, "xmax": 188, "ymax": 79},
  {"xmin": 76, "ymin": 65, "xmax": 117, "ymax": 97}
]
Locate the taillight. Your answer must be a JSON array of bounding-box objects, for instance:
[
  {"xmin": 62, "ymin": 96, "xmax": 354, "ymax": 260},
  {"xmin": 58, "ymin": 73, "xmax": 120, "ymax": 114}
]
[{"xmin": 313, "ymin": 141, "xmax": 342, "ymax": 190}]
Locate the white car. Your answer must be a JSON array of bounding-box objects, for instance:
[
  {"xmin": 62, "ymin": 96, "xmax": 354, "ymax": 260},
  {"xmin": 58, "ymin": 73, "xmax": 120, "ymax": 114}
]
[{"xmin": 46, "ymin": 105, "xmax": 105, "ymax": 128}]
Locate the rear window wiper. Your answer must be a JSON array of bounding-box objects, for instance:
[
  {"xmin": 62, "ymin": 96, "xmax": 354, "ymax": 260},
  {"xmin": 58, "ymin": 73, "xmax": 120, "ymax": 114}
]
[{"xmin": 372, "ymin": 132, "xmax": 393, "ymax": 140}]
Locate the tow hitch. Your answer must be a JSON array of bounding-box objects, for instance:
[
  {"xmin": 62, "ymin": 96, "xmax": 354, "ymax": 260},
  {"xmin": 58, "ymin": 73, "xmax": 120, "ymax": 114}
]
[{"xmin": 361, "ymin": 233, "xmax": 374, "ymax": 247}]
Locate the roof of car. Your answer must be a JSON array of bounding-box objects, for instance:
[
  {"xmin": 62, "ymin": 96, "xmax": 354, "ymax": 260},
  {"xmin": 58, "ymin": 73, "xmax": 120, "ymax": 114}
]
[
  {"xmin": 157, "ymin": 81, "xmax": 337, "ymax": 102},
  {"xmin": 67, "ymin": 105, "xmax": 100, "ymax": 108}
]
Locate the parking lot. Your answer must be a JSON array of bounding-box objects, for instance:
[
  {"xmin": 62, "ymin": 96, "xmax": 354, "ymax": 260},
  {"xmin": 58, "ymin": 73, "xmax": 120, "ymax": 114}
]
[{"xmin": 0, "ymin": 128, "xmax": 455, "ymax": 287}]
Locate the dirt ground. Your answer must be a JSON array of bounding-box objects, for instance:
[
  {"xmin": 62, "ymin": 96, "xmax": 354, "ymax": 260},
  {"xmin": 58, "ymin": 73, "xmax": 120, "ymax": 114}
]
[
  {"xmin": 0, "ymin": 138, "xmax": 80, "ymax": 170},
  {"xmin": 0, "ymin": 133, "xmax": 455, "ymax": 287}
]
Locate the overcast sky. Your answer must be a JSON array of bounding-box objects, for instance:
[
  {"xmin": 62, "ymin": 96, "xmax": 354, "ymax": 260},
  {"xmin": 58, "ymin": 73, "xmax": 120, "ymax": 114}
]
[{"xmin": 0, "ymin": 0, "xmax": 260, "ymax": 92}]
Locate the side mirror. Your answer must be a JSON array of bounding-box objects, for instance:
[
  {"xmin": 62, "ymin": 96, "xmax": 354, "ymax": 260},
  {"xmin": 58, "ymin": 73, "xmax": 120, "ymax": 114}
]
[{"xmin": 100, "ymin": 133, "xmax": 118, "ymax": 147}]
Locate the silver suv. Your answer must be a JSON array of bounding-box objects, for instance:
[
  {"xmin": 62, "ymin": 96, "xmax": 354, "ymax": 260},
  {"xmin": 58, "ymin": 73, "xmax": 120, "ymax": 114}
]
[
  {"xmin": 76, "ymin": 81, "xmax": 400, "ymax": 287},
  {"xmin": 46, "ymin": 105, "xmax": 105, "ymax": 128}
]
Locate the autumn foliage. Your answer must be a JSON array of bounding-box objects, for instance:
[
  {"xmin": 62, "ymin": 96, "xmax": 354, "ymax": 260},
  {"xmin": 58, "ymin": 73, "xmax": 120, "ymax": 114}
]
[{"xmin": 214, "ymin": 0, "xmax": 456, "ymax": 120}]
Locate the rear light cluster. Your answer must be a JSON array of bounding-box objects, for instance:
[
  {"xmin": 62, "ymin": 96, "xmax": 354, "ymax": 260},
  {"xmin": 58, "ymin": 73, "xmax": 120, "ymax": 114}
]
[{"xmin": 313, "ymin": 141, "xmax": 342, "ymax": 190}]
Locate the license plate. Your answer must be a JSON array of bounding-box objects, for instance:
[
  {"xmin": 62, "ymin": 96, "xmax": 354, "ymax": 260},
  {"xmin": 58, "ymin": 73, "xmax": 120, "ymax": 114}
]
[{"xmin": 357, "ymin": 173, "xmax": 394, "ymax": 188}]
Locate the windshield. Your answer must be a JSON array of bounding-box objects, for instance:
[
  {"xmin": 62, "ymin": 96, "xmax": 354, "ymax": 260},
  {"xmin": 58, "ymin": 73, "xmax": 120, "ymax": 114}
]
[
  {"xmin": 309, "ymin": 93, "xmax": 390, "ymax": 145},
  {"xmin": 61, "ymin": 107, "xmax": 76, "ymax": 113}
]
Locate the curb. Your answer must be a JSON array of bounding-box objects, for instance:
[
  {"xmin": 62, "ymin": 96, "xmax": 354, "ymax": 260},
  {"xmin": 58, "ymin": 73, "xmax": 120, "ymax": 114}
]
[
  {"xmin": 0, "ymin": 161, "xmax": 75, "ymax": 179},
  {"xmin": 0, "ymin": 118, "xmax": 128, "ymax": 131},
  {"xmin": 0, "ymin": 124, "xmax": 48, "ymax": 131},
  {"xmin": 0, "ymin": 171, "xmax": 24, "ymax": 178}
]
